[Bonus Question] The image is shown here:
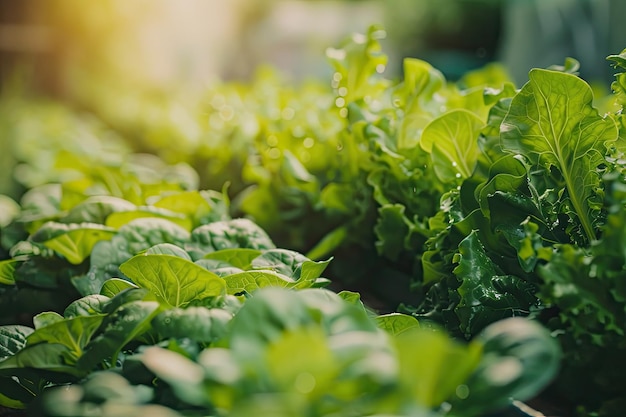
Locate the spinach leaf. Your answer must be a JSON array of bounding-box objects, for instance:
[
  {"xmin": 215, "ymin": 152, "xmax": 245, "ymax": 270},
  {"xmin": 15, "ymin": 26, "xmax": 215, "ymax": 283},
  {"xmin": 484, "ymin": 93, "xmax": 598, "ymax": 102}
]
[{"xmin": 120, "ymin": 253, "xmax": 226, "ymax": 307}]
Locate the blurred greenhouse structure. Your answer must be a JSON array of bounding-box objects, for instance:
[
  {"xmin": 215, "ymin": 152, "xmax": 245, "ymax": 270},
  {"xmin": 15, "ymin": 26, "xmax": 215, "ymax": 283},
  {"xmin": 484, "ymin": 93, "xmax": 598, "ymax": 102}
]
[{"xmin": 2, "ymin": 0, "xmax": 625, "ymax": 97}]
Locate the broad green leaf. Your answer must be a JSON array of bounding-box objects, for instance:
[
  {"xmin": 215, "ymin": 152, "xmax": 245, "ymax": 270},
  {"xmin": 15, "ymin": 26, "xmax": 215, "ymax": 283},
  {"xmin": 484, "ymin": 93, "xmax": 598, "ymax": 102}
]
[
  {"xmin": 145, "ymin": 243, "xmax": 191, "ymax": 260},
  {"xmin": 152, "ymin": 307, "xmax": 232, "ymax": 343},
  {"xmin": 394, "ymin": 327, "xmax": 482, "ymax": 408},
  {"xmin": 83, "ymin": 218, "xmax": 191, "ymax": 296},
  {"xmin": 187, "ymin": 218, "xmax": 275, "ymax": 259},
  {"xmin": 195, "ymin": 259, "xmax": 244, "ymax": 277},
  {"xmin": 222, "ymin": 270, "xmax": 295, "ymax": 295},
  {"xmin": 450, "ymin": 318, "xmax": 561, "ymax": 415},
  {"xmin": 100, "ymin": 278, "xmax": 139, "ymax": 297},
  {"xmin": 421, "ymin": 109, "xmax": 483, "ymax": 183},
  {"xmin": 64, "ymin": 294, "xmax": 109, "ymax": 318},
  {"xmin": 337, "ymin": 290, "xmax": 363, "ymax": 306},
  {"xmin": 117, "ymin": 218, "xmax": 191, "ymax": 256},
  {"xmin": 27, "ymin": 315, "xmax": 105, "ymax": 362},
  {"xmin": 105, "ymin": 208, "xmax": 192, "ymax": 231},
  {"xmin": 250, "ymin": 249, "xmax": 330, "ymax": 283},
  {"xmin": 203, "ymin": 248, "xmax": 262, "ymax": 270},
  {"xmin": 153, "ymin": 190, "xmax": 214, "ymax": 227},
  {"xmin": 120, "ymin": 253, "xmax": 226, "ymax": 307},
  {"xmin": 30, "ymin": 222, "xmax": 117, "ymax": 264},
  {"xmin": 266, "ymin": 327, "xmax": 337, "ymax": 395},
  {"xmin": 103, "ymin": 288, "xmax": 157, "ymax": 314},
  {"xmin": 376, "ymin": 313, "xmax": 420, "ymax": 336},
  {"xmin": 62, "ymin": 196, "xmax": 136, "ymax": 224},
  {"xmin": 0, "ymin": 325, "xmax": 34, "ymax": 360},
  {"xmin": 78, "ymin": 301, "xmax": 161, "ymax": 372},
  {"xmin": 139, "ymin": 346, "xmax": 207, "ymax": 406},
  {"xmin": 0, "ymin": 343, "xmax": 85, "ymax": 377},
  {"xmin": 33, "ymin": 312, "xmax": 64, "ymax": 329},
  {"xmin": 501, "ymin": 69, "xmax": 618, "ymax": 242},
  {"xmin": 298, "ymin": 258, "xmax": 332, "ymax": 283},
  {"xmin": 0, "ymin": 259, "xmax": 20, "ymax": 285}
]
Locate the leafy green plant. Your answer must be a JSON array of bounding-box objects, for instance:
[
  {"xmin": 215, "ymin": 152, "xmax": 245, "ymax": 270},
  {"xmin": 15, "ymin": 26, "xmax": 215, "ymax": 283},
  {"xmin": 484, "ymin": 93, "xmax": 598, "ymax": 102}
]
[{"xmin": 34, "ymin": 288, "xmax": 559, "ymax": 417}]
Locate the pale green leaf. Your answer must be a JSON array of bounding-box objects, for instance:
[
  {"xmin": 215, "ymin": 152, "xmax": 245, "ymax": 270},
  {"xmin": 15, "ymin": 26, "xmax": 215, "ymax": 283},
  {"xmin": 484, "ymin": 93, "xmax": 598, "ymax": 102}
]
[
  {"xmin": 421, "ymin": 109, "xmax": 484, "ymax": 182},
  {"xmin": 120, "ymin": 254, "xmax": 226, "ymax": 307}
]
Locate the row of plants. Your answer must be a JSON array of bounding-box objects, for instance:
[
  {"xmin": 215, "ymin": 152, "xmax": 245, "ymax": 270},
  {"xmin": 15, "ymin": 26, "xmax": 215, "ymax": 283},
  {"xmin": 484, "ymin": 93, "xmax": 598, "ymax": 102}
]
[
  {"xmin": 1, "ymin": 25, "xmax": 626, "ymax": 415},
  {"xmin": 0, "ymin": 154, "xmax": 560, "ymax": 416}
]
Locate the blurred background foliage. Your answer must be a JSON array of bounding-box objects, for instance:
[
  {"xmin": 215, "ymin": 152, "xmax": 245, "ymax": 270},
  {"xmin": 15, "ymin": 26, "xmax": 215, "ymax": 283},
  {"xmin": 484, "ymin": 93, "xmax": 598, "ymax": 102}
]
[
  {"xmin": 2, "ymin": 0, "xmax": 625, "ymax": 229},
  {"xmin": 1, "ymin": 0, "xmax": 625, "ymax": 302}
]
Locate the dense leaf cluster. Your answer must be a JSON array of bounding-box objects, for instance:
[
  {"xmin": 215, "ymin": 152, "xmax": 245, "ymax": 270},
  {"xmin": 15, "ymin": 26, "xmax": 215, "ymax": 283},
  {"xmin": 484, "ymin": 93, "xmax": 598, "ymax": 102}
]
[{"xmin": 1, "ymin": 27, "xmax": 626, "ymax": 417}]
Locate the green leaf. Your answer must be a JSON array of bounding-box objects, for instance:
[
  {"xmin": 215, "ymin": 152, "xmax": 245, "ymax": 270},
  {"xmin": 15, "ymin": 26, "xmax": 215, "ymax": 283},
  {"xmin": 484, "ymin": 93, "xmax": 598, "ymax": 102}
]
[
  {"xmin": 394, "ymin": 327, "xmax": 482, "ymax": 408},
  {"xmin": 222, "ymin": 270, "xmax": 296, "ymax": 295},
  {"xmin": 0, "ymin": 259, "xmax": 20, "ymax": 285},
  {"xmin": 62, "ymin": 196, "xmax": 136, "ymax": 224},
  {"xmin": 450, "ymin": 318, "xmax": 561, "ymax": 415},
  {"xmin": 82, "ymin": 218, "xmax": 191, "ymax": 296},
  {"xmin": 186, "ymin": 218, "xmax": 275, "ymax": 259},
  {"xmin": 305, "ymin": 226, "xmax": 347, "ymax": 261},
  {"xmin": 374, "ymin": 204, "xmax": 410, "ymax": 261},
  {"xmin": 30, "ymin": 222, "xmax": 117, "ymax": 264},
  {"xmin": 203, "ymin": 248, "xmax": 262, "ymax": 270},
  {"xmin": 152, "ymin": 307, "xmax": 233, "ymax": 343},
  {"xmin": 63, "ymin": 295, "xmax": 109, "ymax": 318},
  {"xmin": 0, "ymin": 343, "xmax": 85, "ymax": 377},
  {"xmin": 78, "ymin": 301, "xmax": 161, "ymax": 371},
  {"xmin": 421, "ymin": 109, "xmax": 483, "ymax": 183},
  {"xmin": 139, "ymin": 346, "xmax": 207, "ymax": 406},
  {"xmin": 376, "ymin": 313, "xmax": 420, "ymax": 335},
  {"xmin": 100, "ymin": 278, "xmax": 139, "ymax": 297},
  {"xmin": 105, "ymin": 207, "xmax": 192, "ymax": 231},
  {"xmin": 145, "ymin": 243, "xmax": 191, "ymax": 260},
  {"xmin": 250, "ymin": 249, "xmax": 330, "ymax": 282},
  {"xmin": 27, "ymin": 315, "xmax": 105, "ymax": 363},
  {"xmin": 454, "ymin": 232, "xmax": 538, "ymax": 337},
  {"xmin": 153, "ymin": 190, "xmax": 215, "ymax": 226},
  {"xmin": 326, "ymin": 24, "xmax": 389, "ymax": 104},
  {"xmin": 32, "ymin": 312, "xmax": 64, "ymax": 329},
  {"xmin": 120, "ymin": 253, "xmax": 226, "ymax": 307},
  {"xmin": 501, "ymin": 69, "xmax": 618, "ymax": 242},
  {"xmin": 0, "ymin": 325, "xmax": 34, "ymax": 360}
]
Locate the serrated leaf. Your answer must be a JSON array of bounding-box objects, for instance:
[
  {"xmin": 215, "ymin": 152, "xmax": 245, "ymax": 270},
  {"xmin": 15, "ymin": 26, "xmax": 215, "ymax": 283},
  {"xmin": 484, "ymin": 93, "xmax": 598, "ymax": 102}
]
[{"xmin": 501, "ymin": 69, "xmax": 618, "ymax": 242}]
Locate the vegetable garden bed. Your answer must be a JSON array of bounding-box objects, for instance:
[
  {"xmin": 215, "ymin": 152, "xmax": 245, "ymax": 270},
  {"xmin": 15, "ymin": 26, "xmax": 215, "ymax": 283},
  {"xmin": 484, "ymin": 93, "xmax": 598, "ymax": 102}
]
[{"xmin": 1, "ymin": 26, "xmax": 625, "ymax": 417}]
